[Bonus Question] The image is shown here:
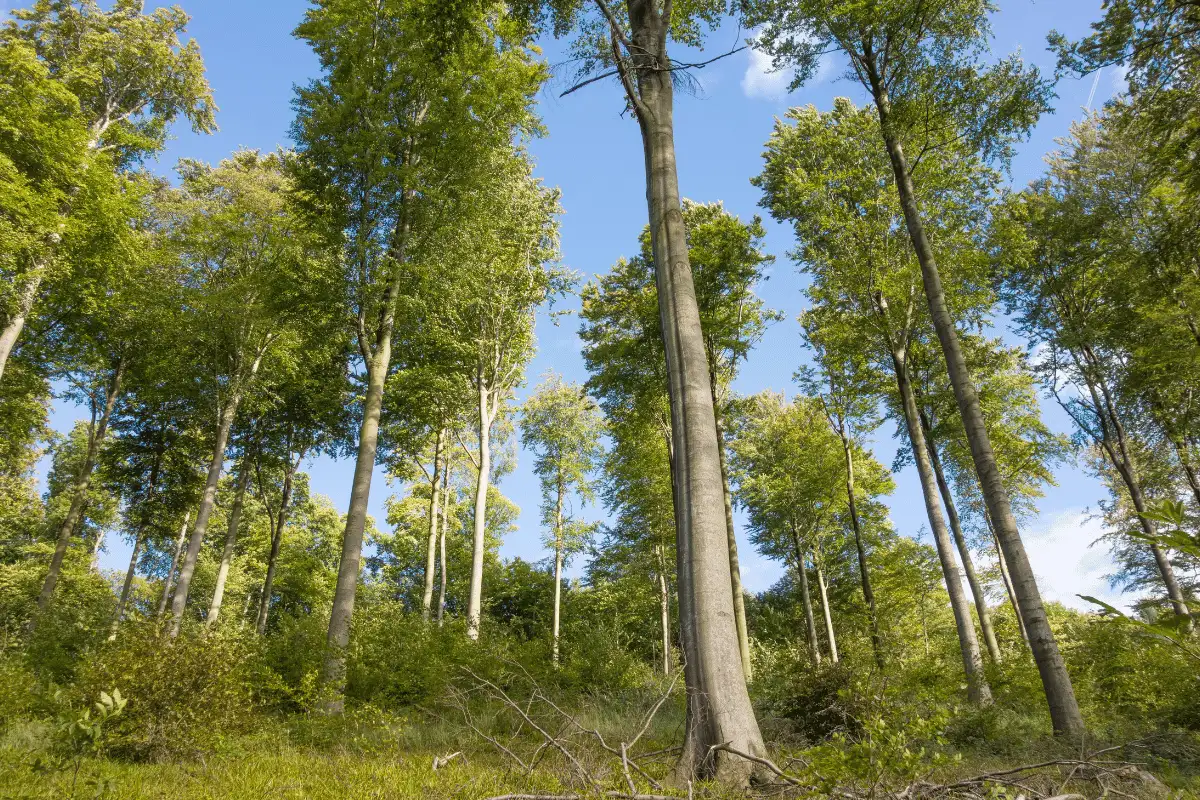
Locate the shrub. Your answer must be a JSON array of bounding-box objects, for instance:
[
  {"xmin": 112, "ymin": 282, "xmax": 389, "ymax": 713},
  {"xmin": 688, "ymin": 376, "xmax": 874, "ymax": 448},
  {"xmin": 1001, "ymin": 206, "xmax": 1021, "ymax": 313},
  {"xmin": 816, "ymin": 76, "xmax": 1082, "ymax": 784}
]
[{"xmin": 74, "ymin": 621, "xmax": 259, "ymax": 761}]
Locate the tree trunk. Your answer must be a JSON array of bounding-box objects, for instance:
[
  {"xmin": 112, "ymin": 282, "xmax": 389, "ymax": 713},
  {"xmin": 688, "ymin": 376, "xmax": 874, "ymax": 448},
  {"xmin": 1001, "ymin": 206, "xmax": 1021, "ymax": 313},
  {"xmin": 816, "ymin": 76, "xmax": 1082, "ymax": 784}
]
[
  {"xmin": 712, "ymin": 377, "xmax": 752, "ymax": 681},
  {"xmin": 868, "ymin": 64, "xmax": 1081, "ymax": 735},
  {"xmin": 0, "ymin": 259, "xmax": 48, "ymax": 385},
  {"xmin": 989, "ymin": 510, "xmax": 1031, "ymax": 649},
  {"xmin": 169, "ymin": 392, "xmax": 242, "ymax": 637},
  {"xmin": 36, "ymin": 358, "xmax": 126, "ymax": 615},
  {"xmin": 892, "ymin": 349, "xmax": 992, "ymax": 705},
  {"xmin": 466, "ymin": 380, "xmax": 492, "ymax": 641},
  {"xmin": 112, "ymin": 530, "xmax": 144, "ymax": 633},
  {"xmin": 840, "ymin": 434, "xmax": 884, "ymax": 669},
  {"xmin": 791, "ymin": 530, "xmax": 821, "ymax": 665},
  {"xmin": 438, "ymin": 461, "xmax": 450, "ymax": 628},
  {"xmin": 619, "ymin": 0, "xmax": 767, "ymax": 782},
  {"xmin": 815, "ymin": 556, "xmax": 839, "ymax": 664},
  {"xmin": 256, "ymin": 458, "xmax": 297, "ymax": 636},
  {"xmin": 207, "ymin": 459, "xmax": 252, "ymax": 628},
  {"xmin": 552, "ymin": 482, "xmax": 564, "ymax": 666},
  {"xmin": 657, "ymin": 543, "xmax": 671, "ymax": 675},
  {"xmin": 321, "ymin": 344, "xmax": 390, "ymax": 709},
  {"xmin": 422, "ymin": 429, "xmax": 445, "ymax": 621},
  {"xmin": 920, "ymin": 409, "xmax": 1003, "ymax": 663},
  {"xmin": 157, "ymin": 513, "xmax": 190, "ymax": 619}
]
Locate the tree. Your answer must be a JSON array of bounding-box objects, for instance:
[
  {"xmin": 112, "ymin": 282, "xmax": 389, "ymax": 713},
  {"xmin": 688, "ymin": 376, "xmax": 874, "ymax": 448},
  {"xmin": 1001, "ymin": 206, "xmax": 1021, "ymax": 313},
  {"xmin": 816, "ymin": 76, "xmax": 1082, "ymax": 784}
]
[
  {"xmin": 541, "ymin": 0, "xmax": 769, "ymax": 780},
  {"xmin": 0, "ymin": 0, "xmax": 215, "ymax": 381},
  {"xmin": 292, "ymin": 0, "xmax": 547, "ymax": 705},
  {"xmin": 519, "ymin": 373, "xmax": 605, "ymax": 663}
]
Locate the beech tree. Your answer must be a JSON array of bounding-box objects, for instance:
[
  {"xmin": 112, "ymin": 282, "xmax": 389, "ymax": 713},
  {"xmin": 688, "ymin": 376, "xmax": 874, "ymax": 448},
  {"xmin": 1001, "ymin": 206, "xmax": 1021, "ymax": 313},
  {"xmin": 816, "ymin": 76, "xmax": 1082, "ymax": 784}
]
[
  {"xmin": 519, "ymin": 373, "xmax": 605, "ymax": 663},
  {"xmin": 292, "ymin": 0, "xmax": 547, "ymax": 706},
  {"xmin": 749, "ymin": 0, "xmax": 1084, "ymax": 733},
  {"xmin": 0, "ymin": 0, "xmax": 214, "ymax": 381}
]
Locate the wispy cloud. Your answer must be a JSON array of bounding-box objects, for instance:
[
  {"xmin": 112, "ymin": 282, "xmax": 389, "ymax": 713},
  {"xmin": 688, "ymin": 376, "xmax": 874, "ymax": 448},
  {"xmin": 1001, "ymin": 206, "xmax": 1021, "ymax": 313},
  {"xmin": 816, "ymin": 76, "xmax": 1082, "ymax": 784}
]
[
  {"xmin": 1020, "ymin": 508, "xmax": 1124, "ymax": 612},
  {"xmin": 741, "ymin": 36, "xmax": 833, "ymax": 101}
]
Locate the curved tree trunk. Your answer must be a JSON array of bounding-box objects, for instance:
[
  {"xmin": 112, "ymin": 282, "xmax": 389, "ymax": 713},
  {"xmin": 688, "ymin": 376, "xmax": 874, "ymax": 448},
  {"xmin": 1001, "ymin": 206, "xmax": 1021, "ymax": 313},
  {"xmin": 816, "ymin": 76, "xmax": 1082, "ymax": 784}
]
[
  {"xmin": 893, "ymin": 350, "xmax": 992, "ymax": 705},
  {"xmin": 868, "ymin": 63, "xmax": 1081, "ymax": 735},
  {"xmin": 157, "ymin": 513, "xmax": 190, "ymax": 620},
  {"xmin": 712, "ymin": 378, "xmax": 752, "ymax": 681},
  {"xmin": 790, "ymin": 530, "xmax": 821, "ymax": 665},
  {"xmin": 466, "ymin": 379, "xmax": 493, "ymax": 641},
  {"xmin": 0, "ymin": 258, "xmax": 48, "ymax": 384},
  {"xmin": 840, "ymin": 433, "xmax": 884, "ymax": 669},
  {"xmin": 257, "ymin": 459, "xmax": 298, "ymax": 636},
  {"xmin": 422, "ymin": 429, "xmax": 445, "ymax": 620},
  {"xmin": 616, "ymin": 0, "xmax": 766, "ymax": 783},
  {"xmin": 920, "ymin": 409, "xmax": 1003, "ymax": 663},
  {"xmin": 36, "ymin": 358, "xmax": 126, "ymax": 616},
  {"xmin": 207, "ymin": 460, "xmax": 252, "ymax": 628},
  {"xmin": 169, "ymin": 393, "xmax": 242, "ymax": 637},
  {"xmin": 815, "ymin": 556, "xmax": 839, "ymax": 664}
]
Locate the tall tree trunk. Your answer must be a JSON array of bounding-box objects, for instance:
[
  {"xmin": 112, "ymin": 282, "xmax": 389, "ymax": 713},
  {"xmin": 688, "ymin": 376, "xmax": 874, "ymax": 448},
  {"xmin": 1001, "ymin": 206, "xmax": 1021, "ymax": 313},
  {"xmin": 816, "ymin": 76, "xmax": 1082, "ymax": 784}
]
[
  {"xmin": 790, "ymin": 529, "xmax": 821, "ymax": 665},
  {"xmin": 815, "ymin": 556, "xmax": 839, "ymax": 664},
  {"xmin": 112, "ymin": 530, "xmax": 144, "ymax": 633},
  {"xmin": 616, "ymin": 0, "xmax": 767, "ymax": 781},
  {"xmin": 438, "ymin": 458, "xmax": 450, "ymax": 628},
  {"xmin": 157, "ymin": 513, "xmax": 190, "ymax": 620},
  {"xmin": 840, "ymin": 433, "xmax": 884, "ymax": 669},
  {"xmin": 920, "ymin": 409, "xmax": 1003, "ymax": 663},
  {"xmin": 256, "ymin": 457, "xmax": 298, "ymax": 636},
  {"xmin": 321, "ymin": 344, "xmax": 391, "ymax": 709},
  {"xmin": 867, "ymin": 61, "xmax": 1082, "ymax": 735},
  {"xmin": 712, "ymin": 377, "xmax": 752, "ymax": 681},
  {"xmin": 892, "ymin": 349, "xmax": 992, "ymax": 705},
  {"xmin": 552, "ymin": 482, "xmax": 564, "ymax": 666},
  {"xmin": 207, "ymin": 460, "xmax": 252, "ymax": 628},
  {"xmin": 657, "ymin": 543, "xmax": 671, "ymax": 675},
  {"xmin": 36, "ymin": 358, "xmax": 126, "ymax": 615},
  {"xmin": 169, "ymin": 392, "xmax": 243, "ymax": 637},
  {"xmin": 466, "ymin": 380, "xmax": 493, "ymax": 641},
  {"xmin": 0, "ymin": 257, "xmax": 49, "ymax": 384},
  {"xmin": 422, "ymin": 429, "xmax": 444, "ymax": 620},
  {"xmin": 989, "ymin": 510, "xmax": 1031, "ymax": 649}
]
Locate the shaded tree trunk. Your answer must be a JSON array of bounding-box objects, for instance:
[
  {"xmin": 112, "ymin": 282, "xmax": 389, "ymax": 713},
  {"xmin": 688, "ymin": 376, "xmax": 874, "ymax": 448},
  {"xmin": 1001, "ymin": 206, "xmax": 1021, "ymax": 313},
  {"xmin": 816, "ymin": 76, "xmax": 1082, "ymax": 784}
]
[
  {"xmin": 552, "ymin": 482, "xmax": 564, "ymax": 665},
  {"xmin": 989, "ymin": 509, "xmax": 1031, "ymax": 649},
  {"xmin": 36, "ymin": 357, "xmax": 126, "ymax": 615},
  {"xmin": 466, "ymin": 378, "xmax": 496, "ymax": 641},
  {"xmin": 790, "ymin": 528, "xmax": 821, "ymax": 665},
  {"xmin": 0, "ymin": 255, "xmax": 50, "ymax": 384},
  {"xmin": 207, "ymin": 459, "xmax": 252, "ymax": 628},
  {"xmin": 112, "ymin": 531, "xmax": 144, "ymax": 634},
  {"xmin": 657, "ymin": 543, "xmax": 671, "ymax": 675},
  {"xmin": 712, "ymin": 376, "xmax": 752, "ymax": 682},
  {"xmin": 438, "ymin": 456, "xmax": 450, "ymax": 628},
  {"xmin": 815, "ymin": 556, "xmax": 839, "ymax": 664},
  {"xmin": 613, "ymin": 0, "xmax": 767, "ymax": 782},
  {"xmin": 257, "ymin": 455, "xmax": 299, "ymax": 636},
  {"xmin": 892, "ymin": 349, "xmax": 992, "ymax": 705},
  {"xmin": 920, "ymin": 409, "xmax": 1003, "ymax": 663},
  {"xmin": 840, "ymin": 432, "xmax": 884, "ymax": 669},
  {"xmin": 422, "ymin": 429, "xmax": 444, "ymax": 621},
  {"xmin": 157, "ymin": 513, "xmax": 190, "ymax": 620},
  {"xmin": 867, "ymin": 57, "xmax": 1080, "ymax": 735}
]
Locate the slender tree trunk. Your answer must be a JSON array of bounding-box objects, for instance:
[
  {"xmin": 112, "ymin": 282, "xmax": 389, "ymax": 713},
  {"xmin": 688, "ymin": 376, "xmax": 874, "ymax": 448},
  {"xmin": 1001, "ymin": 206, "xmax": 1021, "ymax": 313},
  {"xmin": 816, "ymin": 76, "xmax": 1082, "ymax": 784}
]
[
  {"xmin": 256, "ymin": 458, "xmax": 297, "ymax": 636},
  {"xmin": 422, "ymin": 429, "xmax": 444, "ymax": 620},
  {"xmin": 157, "ymin": 513, "xmax": 189, "ymax": 620},
  {"xmin": 892, "ymin": 349, "xmax": 992, "ymax": 705},
  {"xmin": 868, "ymin": 63, "xmax": 1080, "ymax": 735},
  {"xmin": 321, "ymin": 344, "xmax": 391, "ymax": 709},
  {"xmin": 0, "ymin": 259, "xmax": 48, "ymax": 384},
  {"xmin": 841, "ymin": 434, "xmax": 884, "ymax": 669},
  {"xmin": 791, "ymin": 530, "xmax": 821, "ymax": 665},
  {"xmin": 618, "ymin": 0, "xmax": 766, "ymax": 782},
  {"xmin": 438, "ymin": 460, "xmax": 450, "ymax": 628},
  {"xmin": 36, "ymin": 358, "xmax": 126, "ymax": 615},
  {"xmin": 207, "ymin": 460, "xmax": 252, "ymax": 628},
  {"xmin": 920, "ymin": 409, "xmax": 1003, "ymax": 663},
  {"xmin": 169, "ymin": 392, "xmax": 243, "ymax": 637},
  {"xmin": 815, "ymin": 556, "xmax": 839, "ymax": 664},
  {"xmin": 989, "ymin": 510, "xmax": 1031, "ymax": 649},
  {"xmin": 712, "ymin": 379, "xmax": 752, "ymax": 681},
  {"xmin": 467, "ymin": 380, "xmax": 492, "ymax": 641},
  {"xmin": 552, "ymin": 482, "xmax": 564, "ymax": 666},
  {"xmin": 112, "ymin": 530, "xmax": 144, "ymax": 633},
  {"xmin": 657, "ymin": 543, "xmax": 671, "ymax": 675}
]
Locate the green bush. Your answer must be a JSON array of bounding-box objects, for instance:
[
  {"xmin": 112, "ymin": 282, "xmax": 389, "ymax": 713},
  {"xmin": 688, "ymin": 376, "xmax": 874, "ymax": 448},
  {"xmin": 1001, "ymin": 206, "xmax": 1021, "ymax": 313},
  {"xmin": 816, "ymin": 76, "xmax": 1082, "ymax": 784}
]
[
  {"xmin": 753, "ymin": 644, "xmax": 862, "ymax": 743},
  {"xmin": 74, "ymin": 621, "xmax": 260, "ymax": 761}
]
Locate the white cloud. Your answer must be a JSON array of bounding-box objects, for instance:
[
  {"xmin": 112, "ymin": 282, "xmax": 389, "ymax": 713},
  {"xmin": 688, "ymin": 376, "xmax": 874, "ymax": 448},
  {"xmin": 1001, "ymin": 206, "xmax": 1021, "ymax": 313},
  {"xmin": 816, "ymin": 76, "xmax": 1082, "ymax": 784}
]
[
  {"xmin": 1110, "ymin": 64, "xmax": 1131, "ymax": 98},
  {"xmin": 1019, "ymin": 508, "xmax": 1125, "ymax": 612},
  {"xmin": 742, "ymin": 46, "xmax": 794, "ymax": 101}
]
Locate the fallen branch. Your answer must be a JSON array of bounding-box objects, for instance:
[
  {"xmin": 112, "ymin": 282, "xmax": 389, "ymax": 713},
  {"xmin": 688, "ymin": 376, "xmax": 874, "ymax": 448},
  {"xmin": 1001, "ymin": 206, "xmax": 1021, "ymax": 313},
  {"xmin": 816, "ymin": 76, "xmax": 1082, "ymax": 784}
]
[{"xmin": 706, "ymin": 743, "xmax": 803, "ymax": 787}]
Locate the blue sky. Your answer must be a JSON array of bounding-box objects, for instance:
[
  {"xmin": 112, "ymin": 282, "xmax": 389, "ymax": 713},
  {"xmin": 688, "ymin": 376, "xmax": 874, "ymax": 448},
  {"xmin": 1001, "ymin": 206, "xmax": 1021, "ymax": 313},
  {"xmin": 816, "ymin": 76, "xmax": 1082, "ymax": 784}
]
[{"xmin": 26, "ymin": 0, "xmax": 1131, "ymax": 609}]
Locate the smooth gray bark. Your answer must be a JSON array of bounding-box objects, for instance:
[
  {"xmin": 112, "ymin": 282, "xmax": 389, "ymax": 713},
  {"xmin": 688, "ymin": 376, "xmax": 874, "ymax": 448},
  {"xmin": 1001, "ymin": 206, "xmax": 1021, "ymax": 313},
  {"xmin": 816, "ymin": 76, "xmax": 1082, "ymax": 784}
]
[
  {"xmin": 712, "ymin": 376, "xmax": 752, "ymax": 681},
  {"xmin": 815, "ymin": 556, "xmax": 839, "ymax": 664},
  {"xmin": 893, "ymin": 349, "xmax": 992, "ymax": 705},
  {"xmin": 422, "ymin": 429, "xmax": 445, "ymax": 620},
  {"xmin": 466, "ymin": 379, "xmax": 496, "ymax": 641},
  {"xmin": 657, "ymin": 543, "xmax": 671, "ymax": 675},
  {"xmin": 920, "ymin": 409, "xmax": 1003, "ymax": 663},
  {"xmin": 438, "ymin": 454, "xmax": 450, "ymax": 628},
  {"xmin": 36, "ymin": 358, "xmax": 125, "ymax": 615},
  {"xmin": 610, "ymin": 0, "xmax": 767, "ymax": 782},
  {"xmin": 112, "ymin": 531, "xmax": 144, "ymax": 633},
  {"xmin": 157, "ymin": 513, "xmax": 189, "ymax": 620},
  {"xmin": 207, "ymin": 460, "xmax": 252, "ymax": 627},
  {"xmin": 256, "ymin": 456, "xmax": 298, "ymax": 636},
  {"xmin": 791, "ymin": 530, "xmax": 821, "ymax": 665},
  {"xmin": 989, "ymin": 512, "xmax": 1031, "ymax": 649},
  {"xmin": 552, "ymin": 483, "xmax": 564, "ymax": 665},
  {"xmin": 840, "ymin": 433, "xmax": 884, "ymax": 669},
  {"xmin": 866, "ymin": 57, "xmax": 1081, "ymax": 735}
]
